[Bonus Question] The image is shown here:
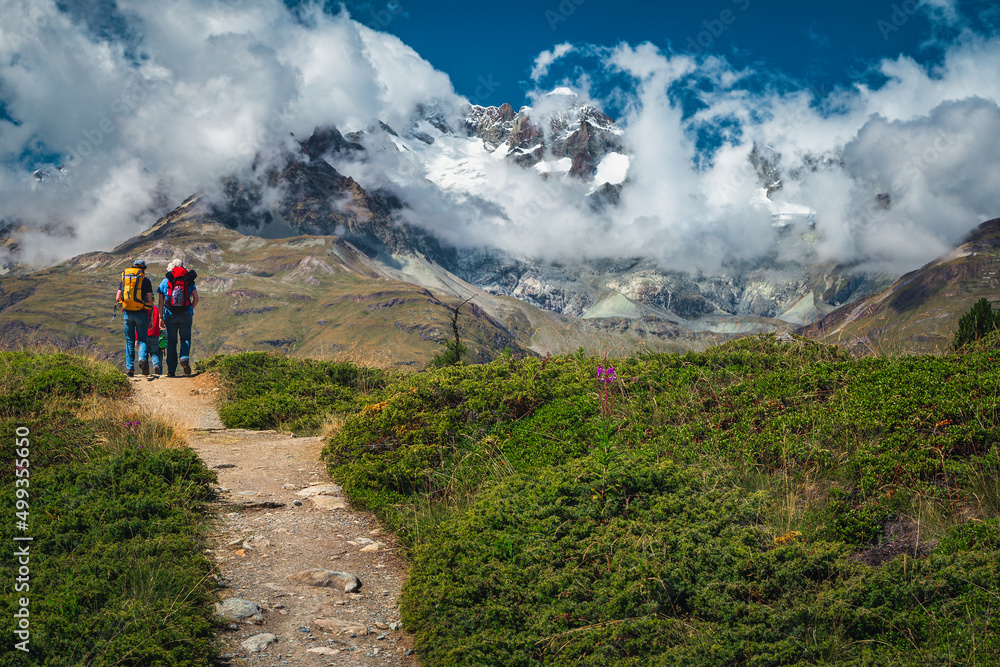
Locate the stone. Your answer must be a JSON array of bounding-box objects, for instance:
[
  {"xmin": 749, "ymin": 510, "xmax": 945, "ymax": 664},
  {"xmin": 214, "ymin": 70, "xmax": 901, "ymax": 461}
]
[
  {"xmin": 310, "ymin": 495, "xmax": 346, "ymax": 510},
  {"xmin": 240, "ymin": 633, "xmax": 277, "ymax": 653},
  {"xmin": 307, "ymin": 647, "xmax": 340, "ymax": 655},
  {"xmin": 313, "ymin": 618, "xmax": 369, "ymax": 636},
  {"xmin": 281, "ymin": 483, "xmax": 299, "ymax": 490},
  {"xmin": 293, "ymin": 500, "xmax": 302, "ymax": 506},
  {"xmin": 243, "ymin": 535, "xmax": 271, "ymax": 550},
  {"xmin": 360, "ymin": 543, "xmax": 381, "ymax": 553},
  {"xmin": 215, "ymin": 598, "xmax": 264, "ymax": 624},
  {"xmin": 296, "ymin": 483, "xmax": 342, "ymax": 497},
  {"xmin": 241, "ymin": 500, "xmax": 286, "ymax": 509},
  {"xmin": 287, "ymin": 569, "xmax": 362, "ymax": 592}
]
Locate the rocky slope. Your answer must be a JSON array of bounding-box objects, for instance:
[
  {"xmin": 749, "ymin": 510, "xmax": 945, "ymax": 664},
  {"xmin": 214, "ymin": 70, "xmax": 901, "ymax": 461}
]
[{"xmin": 797, "ymin": 218, "xmax": 1000, "ymax": 354}]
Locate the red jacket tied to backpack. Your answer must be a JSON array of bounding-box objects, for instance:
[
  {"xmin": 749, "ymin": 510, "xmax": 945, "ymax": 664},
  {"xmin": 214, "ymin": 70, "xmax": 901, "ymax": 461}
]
[{"xmin": 147, "ymin": 306, "xmax": 161, "ymax": 337}]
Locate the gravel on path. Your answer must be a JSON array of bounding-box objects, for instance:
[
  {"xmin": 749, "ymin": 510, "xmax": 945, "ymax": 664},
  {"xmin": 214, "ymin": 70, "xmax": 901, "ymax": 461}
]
[{"xmin": 131, "ymin": 372, "xmax": 421, "ymax": 667}]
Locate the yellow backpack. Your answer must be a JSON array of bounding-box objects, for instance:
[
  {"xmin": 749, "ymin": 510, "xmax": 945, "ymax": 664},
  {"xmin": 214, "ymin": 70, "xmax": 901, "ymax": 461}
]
[{"xmin": 120, "ymin": 268, "xmax": 146, "ymax": 311}]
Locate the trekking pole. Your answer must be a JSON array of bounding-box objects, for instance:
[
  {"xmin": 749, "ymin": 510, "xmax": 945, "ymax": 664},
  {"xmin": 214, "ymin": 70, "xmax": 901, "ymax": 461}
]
[{"xmin": 110, "ymin": 303, "xmax": 119, "ymax": 322}]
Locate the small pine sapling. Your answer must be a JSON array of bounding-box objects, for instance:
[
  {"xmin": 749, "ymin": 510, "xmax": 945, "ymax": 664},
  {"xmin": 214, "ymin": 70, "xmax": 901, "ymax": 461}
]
[{"xmin": 953, "ymin": 297, "xmax": 999, "ymax": 350}]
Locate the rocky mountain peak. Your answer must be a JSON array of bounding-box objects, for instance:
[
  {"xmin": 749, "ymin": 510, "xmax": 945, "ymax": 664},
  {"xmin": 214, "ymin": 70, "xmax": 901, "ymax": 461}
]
[
  {"xmin": 299, "ymin": 126, "xmax": 364, "ymax": 161},
  {"xmin": 465, "ymin": 103, "xmax": 517, "ymax": 148},
  {"xmin": 466, "ymin": 97, "xmax": 625, "ymax": 181}
]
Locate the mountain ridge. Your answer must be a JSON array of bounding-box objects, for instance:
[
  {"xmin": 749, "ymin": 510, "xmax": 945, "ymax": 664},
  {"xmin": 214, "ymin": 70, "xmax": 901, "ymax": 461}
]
[
  {"xmin": 797, "ymin": 218, "xmax": 1000, "ymax": 353},
  {"xmin": 0, "ymin": 197, "xmax": 712, "ymax": 364},
  {"xmin": 4, "ymin": 95, "xmax": 974, "ymax": 354}
]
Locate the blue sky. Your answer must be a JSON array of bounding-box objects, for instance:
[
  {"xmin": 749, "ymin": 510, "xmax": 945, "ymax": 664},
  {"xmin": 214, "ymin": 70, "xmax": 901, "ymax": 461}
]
[{"xmin": 315, "ymin": 0, "xmax": 999, "ymax": 109}]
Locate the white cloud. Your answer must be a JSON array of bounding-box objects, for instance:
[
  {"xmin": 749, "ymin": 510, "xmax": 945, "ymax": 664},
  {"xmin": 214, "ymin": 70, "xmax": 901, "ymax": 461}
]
[
  {"xmin": 0, "ymin": 0, "xmax": 461, "ymax": 265},
  {"xmin": 530, "ymin": 42, "xmax": 575, "ymax": 82},
  {"xmin": 1, "ymin": 0, "xmax": 1000, "ymax": 279}
]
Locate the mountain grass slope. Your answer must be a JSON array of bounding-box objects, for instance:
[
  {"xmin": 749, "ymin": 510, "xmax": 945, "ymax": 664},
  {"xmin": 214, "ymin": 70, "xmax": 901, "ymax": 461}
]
[{"xmin": 800, "ymin": 218, "xmax": 1000, "ymax": 355}]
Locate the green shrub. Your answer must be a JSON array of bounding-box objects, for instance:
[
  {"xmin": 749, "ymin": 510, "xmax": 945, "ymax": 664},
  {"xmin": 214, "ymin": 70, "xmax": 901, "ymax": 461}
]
[
  {"xmin": 403, "ymin": 456, "xmax": 766, "ymax": 666},
  {"xmin": 937, "ymin": 518, "xmax": 1000, "ymax": 554},
  {"xmin": 205, "ymin": 351, "xmax": 386, "ymax": 432},
  {"xmin": 0, "ymin": 449, "xmax": 217, "ymax": 667},
  {"xmin": 0, "ymin": 352, "xmax": 218, "ymax": 667},
  {"xmin": 0, "ymin": 414, "xmax": 97, "ymax": 484},
  {"xmin": 0, "ymin": 351, "xmax": 128, "ymax": 417}
]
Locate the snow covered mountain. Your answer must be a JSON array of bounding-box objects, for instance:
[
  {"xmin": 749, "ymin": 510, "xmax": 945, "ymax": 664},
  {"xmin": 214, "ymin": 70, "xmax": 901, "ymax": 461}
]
[
  {"xmin": 167, "ymin": 90, "xmax": 893, "ymax": 336},
  {"xmin": 466, "ymin": 88, "xmax": 628, "ymax": 186}
]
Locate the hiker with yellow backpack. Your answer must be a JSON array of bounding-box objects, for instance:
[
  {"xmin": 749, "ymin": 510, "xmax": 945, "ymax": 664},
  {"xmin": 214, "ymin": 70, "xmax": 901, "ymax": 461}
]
[{"xmin": 115, "ymin": 259, "xmax": 155, "ymax": 377}]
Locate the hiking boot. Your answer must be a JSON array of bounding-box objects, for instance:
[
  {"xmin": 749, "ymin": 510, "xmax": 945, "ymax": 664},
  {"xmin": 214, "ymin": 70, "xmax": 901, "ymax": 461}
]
[
  {"xmin": 153, "ymin": 365, "xmax": 162, "ymax": 376},
  {"xmin": 180, "ymin": 359, "xmax": 191, "ymax": 375},
  {"xmin": 167, "ymin": 371, "xmax": 176, "ymax": 378},
  {"xmin": 126, "ymin": 369, "xmax": 134, "ymax": 377},
  {"xmin": 138, "ymin": 359, "xmax": 148, "ymax": 375}
]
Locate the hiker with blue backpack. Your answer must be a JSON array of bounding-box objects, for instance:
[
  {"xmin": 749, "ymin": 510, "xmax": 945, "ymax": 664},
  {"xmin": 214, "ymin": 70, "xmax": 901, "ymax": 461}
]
[
  {"xmin": 116, "ymin": 259, "xmax": 155, "ymax": 377},
  {"xmin": 157, "ymin": 258, "xmax": 199, "ymax": 377}
]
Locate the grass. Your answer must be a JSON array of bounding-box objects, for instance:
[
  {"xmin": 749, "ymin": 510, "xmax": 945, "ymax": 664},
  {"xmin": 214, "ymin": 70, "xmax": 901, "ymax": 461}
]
[
  {"xmin": 199, "ymin": 350, "xmax": 391, "ymax": 433},
  {"xmin": 209, "ymin": 333, "xmax": 1000, "ymax": 665},
  {"xmin": 0, "ymin": 350, "xmax": 219, "ymax": 667}
]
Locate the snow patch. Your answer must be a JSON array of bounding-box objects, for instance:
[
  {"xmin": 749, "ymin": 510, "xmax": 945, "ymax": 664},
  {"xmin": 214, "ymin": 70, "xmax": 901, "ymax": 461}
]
[
  {"xmin": 424, "ymin": 136, "xmax": 498, "ymax": 193},
  {"xmin": 750, "ymin": 189, "xmax": 816, "ymax": 227},
  {"xmin": 594, "ymin": 153, "xmax": 630, "ymax": 186},
  {"xmin": 534, "ymin": 157, "xmax": 572, "ymax": 174},
  {"xmin": 388, "ymin": 135, "xmax": 411, "ymax": 152}
]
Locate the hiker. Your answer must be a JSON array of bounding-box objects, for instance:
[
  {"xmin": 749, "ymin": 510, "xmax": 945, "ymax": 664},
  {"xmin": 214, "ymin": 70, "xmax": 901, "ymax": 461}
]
[
  {"xmin": 157, "ymin": 259, "xmax": 199, "ymax": 377},
  {"xmin": 116, "ymin": 259, "xmax": 155, "ymax": 377},
  {"xmin": 135, "ymin": 304, "xmax": 165, "ymax": 375}
]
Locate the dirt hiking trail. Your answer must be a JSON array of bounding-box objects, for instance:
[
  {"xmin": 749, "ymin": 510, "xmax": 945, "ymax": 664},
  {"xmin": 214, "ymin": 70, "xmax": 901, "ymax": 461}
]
[{"xmin": 131, "ymin": 372, "xmax": 421, "ymax": 667}]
